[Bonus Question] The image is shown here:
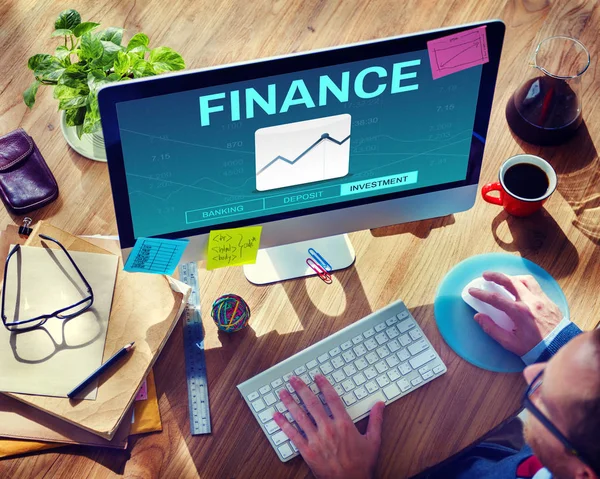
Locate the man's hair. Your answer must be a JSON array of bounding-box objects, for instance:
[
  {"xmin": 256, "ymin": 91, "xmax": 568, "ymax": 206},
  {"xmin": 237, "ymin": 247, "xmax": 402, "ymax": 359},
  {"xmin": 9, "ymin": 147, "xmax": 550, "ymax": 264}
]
[{"xmin": 568, "ymin": 329, "xmax": 600, "ymax": 473}]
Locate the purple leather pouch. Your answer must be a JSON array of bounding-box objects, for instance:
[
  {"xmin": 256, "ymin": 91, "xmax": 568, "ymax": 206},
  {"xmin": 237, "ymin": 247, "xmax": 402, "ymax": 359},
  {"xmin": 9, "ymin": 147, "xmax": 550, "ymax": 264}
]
[{"xmin": 0, "ymin": 129, "xmax": 59, "ymax": 214}]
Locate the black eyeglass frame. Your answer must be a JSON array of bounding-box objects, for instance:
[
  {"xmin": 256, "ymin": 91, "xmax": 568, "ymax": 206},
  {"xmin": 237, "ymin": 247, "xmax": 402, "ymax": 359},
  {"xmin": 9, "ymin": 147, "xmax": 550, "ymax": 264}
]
[
  {"xmin": 1, "ymin": 234, "xmax": 94, "ymax": 332},
  {"xmin": 523, "ymin": 369, "xmax": 596, "ymax": 472}
]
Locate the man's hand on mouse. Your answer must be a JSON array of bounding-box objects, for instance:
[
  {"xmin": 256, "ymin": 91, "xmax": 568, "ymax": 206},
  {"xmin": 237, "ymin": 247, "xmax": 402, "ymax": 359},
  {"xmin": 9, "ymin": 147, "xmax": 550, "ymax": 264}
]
[
  {"xmin": 468, "ymin": 271, "xmax": 564, "ymax": 356},
  {"xmin": 272, "ymin": 374, "xmax": 385, "ymax": 479}
]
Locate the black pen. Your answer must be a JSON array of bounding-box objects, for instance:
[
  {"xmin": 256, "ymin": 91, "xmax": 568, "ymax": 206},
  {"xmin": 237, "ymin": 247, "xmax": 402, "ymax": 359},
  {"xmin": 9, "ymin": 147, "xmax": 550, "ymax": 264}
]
[{"xmin": 68, "ymin": 342, "xmax": 135, "ymax": 399}]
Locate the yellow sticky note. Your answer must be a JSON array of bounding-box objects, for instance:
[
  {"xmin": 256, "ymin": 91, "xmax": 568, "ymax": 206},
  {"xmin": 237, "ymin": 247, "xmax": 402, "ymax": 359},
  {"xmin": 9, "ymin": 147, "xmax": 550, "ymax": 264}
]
[{"xmin": 206, "ymin": 226, "xmax": 262, "ymax": 270}]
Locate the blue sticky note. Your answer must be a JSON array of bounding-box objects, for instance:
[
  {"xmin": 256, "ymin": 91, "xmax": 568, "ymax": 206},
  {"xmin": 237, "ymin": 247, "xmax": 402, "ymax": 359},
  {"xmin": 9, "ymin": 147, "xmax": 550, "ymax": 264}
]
[{"xmin": 124, "ymin": 237, "xmax": 189, "ymax": 275}]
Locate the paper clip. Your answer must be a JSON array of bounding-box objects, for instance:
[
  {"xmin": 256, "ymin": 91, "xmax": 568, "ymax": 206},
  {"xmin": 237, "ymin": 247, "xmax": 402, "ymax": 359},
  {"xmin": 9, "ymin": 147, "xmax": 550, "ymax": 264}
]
[
  {"xmin": 306, "ymin": 258, "xmax": 332, "ymax": 284},
  {"xmin": 308, "ymin": 248, "xmax": 332, "ymax": 272}
]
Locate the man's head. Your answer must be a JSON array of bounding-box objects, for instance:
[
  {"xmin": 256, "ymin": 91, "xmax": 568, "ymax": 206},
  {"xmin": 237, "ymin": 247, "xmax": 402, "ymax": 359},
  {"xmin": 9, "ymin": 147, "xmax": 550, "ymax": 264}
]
[{"xmin": 523, "ymin": 330, "xmax": 600, "ymax": 479}]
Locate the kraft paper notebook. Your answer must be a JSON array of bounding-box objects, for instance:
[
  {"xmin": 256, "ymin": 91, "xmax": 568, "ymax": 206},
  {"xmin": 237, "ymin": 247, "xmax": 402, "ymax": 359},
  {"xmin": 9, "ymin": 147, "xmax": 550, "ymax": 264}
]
[{"xmin": 1, "ymin": 222, "xmax": 189, "ymax": 440}]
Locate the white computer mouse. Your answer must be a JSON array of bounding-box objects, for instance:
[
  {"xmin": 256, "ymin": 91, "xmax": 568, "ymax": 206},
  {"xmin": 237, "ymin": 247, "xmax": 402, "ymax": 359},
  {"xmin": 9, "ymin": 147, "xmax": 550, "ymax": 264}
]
[{"xmin": 461, "ymin": 277, "xmax": 516, "ymax": 330}]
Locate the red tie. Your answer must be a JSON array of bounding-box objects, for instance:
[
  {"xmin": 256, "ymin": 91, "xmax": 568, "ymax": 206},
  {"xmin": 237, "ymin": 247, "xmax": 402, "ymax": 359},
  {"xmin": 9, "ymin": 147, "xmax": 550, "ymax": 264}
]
[{"xmin": 517, "ymin": 455, "xmax": 544, "ymax": 478}]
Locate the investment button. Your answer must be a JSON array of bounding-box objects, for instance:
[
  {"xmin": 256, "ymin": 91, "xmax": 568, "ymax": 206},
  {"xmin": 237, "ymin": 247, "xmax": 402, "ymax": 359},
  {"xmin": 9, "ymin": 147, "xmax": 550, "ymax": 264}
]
[
  {"xmin": 185, "ymin": 198, "xmax": 264, "ymax": 224},
  {"xmin": 265, "ymin": 186, "xmax": 339, "ymax": 209},
  {"xmin": 340, "ymin": 171, "xmax": 418, "ymax": 196}
]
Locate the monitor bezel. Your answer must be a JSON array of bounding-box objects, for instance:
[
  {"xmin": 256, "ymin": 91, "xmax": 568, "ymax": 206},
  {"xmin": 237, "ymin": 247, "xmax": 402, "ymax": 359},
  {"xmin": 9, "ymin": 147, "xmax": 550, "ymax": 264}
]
[{"xmin": 99, "ymin": 20, "xmax": 505, "ymax": 249}]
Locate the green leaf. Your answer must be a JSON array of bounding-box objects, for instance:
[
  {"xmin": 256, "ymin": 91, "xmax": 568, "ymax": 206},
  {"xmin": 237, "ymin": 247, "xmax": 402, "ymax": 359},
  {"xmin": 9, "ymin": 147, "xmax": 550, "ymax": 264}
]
[
  {"xmin": 53, "ymin": 83, "xmax": 87, "ymax": 100},
  {"xmin": 65, "ymin": 106, "xmax": 86, "ymax": 126},
  {"xmin": 82, "ymin": 94, "xmax": 101, "ymax": 134},
  {"xmin": 27, "ymin": 53, "xmax": 53, "ymax": 71},
  {"xmin": 113, "ymin": 50, "xmax": 130, "ymax": 76},
  {"xmin": 98, "ymin": 27, "xmax": 123, "ymax": 45},
  {"xmin": 148, "ymin": 47, "xmax": 185, "ymax": 73},
  {"xmin": 72, "ymin": 21, "xmax": 100, "ymax": 38},
  {"xmin": 126, "ymin": 33, "xmax": 149, "ymax": 52},
  {"xmin": 95, "ymin": 40, "xmax": 122, "ymax": 68},
  {"xmin": 55, "ymin": 45, "xmax": 71, "ymax": 62},
  {"xmin": 32, "ymin": 55, "xmax": 64, "ymax": 82},
  {"xmin": 51, "ymin": 29, "xmax": 73, "ymax": 37},
  {"xmin": 23, "ymin": 80, "xmax": 41, "ymax": 108},
  {"xmin": 107, "ymin": 72, "xmax": 121, "ymax": 81},
  {"xmin": 131, "ymin": 58, "xmax": 155, "ymax": 78},
  {"xmin": 80, "ymin": 32, "xmax": 104, "ymax": 60},
  {"xmin": 87, "ymin": 70, "xmax": 107, "ymax": 93},
  {"xmin": 58, "ymin": 95, "xmax": 88, "ymax": 110},
  {"xmin": 54, "ymin": 9, "xmax": 81, "ymax": 30},
  {"xmin": 58, "ymin": 65, "xmax": 88, "ymax": 88}
]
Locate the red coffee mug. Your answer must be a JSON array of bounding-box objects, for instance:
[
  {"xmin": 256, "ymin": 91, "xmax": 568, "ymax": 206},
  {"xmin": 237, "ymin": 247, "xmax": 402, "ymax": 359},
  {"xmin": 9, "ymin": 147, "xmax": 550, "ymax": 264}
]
[{"xmin": 481, "ymin": 154, "xmax": 557, "ymax": 217}]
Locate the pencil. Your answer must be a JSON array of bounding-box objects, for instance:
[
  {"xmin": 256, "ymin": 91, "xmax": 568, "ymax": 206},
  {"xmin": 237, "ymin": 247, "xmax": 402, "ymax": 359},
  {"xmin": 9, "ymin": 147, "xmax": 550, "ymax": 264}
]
[{"xmin": 68, "ymin": 342, "xmax": 135, "ymax": 399}]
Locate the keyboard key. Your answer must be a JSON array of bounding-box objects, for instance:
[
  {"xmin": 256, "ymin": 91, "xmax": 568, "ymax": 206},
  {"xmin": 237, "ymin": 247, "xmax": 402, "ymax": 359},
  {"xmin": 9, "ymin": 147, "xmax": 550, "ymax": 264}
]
[
  {"xmin": 291, "ymin": 393, "xmax": 301, "ymax": 404},
  {"xmin": 418, "ymin": 365, "xmax": 431, "ymax": 374},
  {"xmin": 387, "ymin": 368, "xmax": 401, "ymax": 382},
  {"xmin": 397, "ymin": 349, "xmax": 410, "ymax": 361},
  {"xmin": 353, "ymin": 372, "xmax": 367, "ymax": 386},
  {"xmin": 332, "ymin": 356, "xmax": 345, "ymax": 369},
  {"xmin": 355, "ymin": 358, "xmax": 368, "ymax": 370},
  {"xmin": 365, "ymin": 338, "xmax": 378, "ymax": 351},
  {"xmin": 365, "ymin": 381, "xmax": 379, "ymax": 393},
  {"xmin": 383, "ymin": 383, "xmax": 401, "ymax": 400},
  {"xmin": 306, "ymin": 360, "xmax": 318, "ymax": 370},
  {"xmin": 334, "ymin": 384, "xmax": 344, "ymax": 396},
  {"xmin": 397, "ymin": 319, "xmax": 415, "ymax": 333},
  {"xmin": 375, "ymin": 361, "xmax": 388, "ymax": 374},
  {"xmin": 376, "ymin": 345, "xmax": 391, "ymax": 359},
  {"xmin": 309, "ymin": 383, "xmax": 320, "ymax": 394},
  {"xmin": 309, "ymin": 369, "xmax": 320, "ymax": 381},
  {"xmin": 252, "ymin": 398, "xmax": 266, "ymax": 412},
  {"xmin": 276, "ymin": 387, "xmax": 286, "ymax": 397},
  {"xmin": 271, "ymin": 378, "xmax": 284, "ymax": 389},
  {"xmin": 325, "ymin": 374, "xmax": 335, "ymax": 384},
  {"xmin": 386, "ymin": 327, "xmax": 400, "ymax": 339},
  {"xmin": 320, "ymin": 361, "xmax": 334, "ymax": 375},
  {"xmin": 409, "ymin": 349, "xmax": 437, "ymax": 369},
  {"xmin": 341, "ymin": 341, "xmax": 353, "ymax": 351},
  {"xmin": 363, "ymin": 328, "xmax": 376, "ymax": 339},
  {"xmin": 376, "ymin": 375, "xmax": 390, "ymax": 387},
  {"xmin": 300, "ymin": 374, "xmax": 311, "ymax": 385},
  {"xmin": 346, "ymin": 390, "xmax": 386, "ymax": 419},
  {"xmin": 332, "ymin": 370, "xmax": 346, "ymax": 383},
  {"xmin": 329, "ymin": 347, "xmax": 341, "ymax": 357},
  {"xmin": 318, "ymin": 354, "xmax": 329, "ymax": 364},
  {"xmin": 352, "ymin": 335, "xmax": 364, "ymax": 345},
  {"xmin": 410, "ymin": 329, "xmax": 423, "ymax": 340},
  {"xmin": 342, "ymin": 379, "xmax": 355, "ymax": 392},
  {"xmin": 272, "ymin": 430, "xmax": 289, "ymax": 446},
  {"xmin": 353, "ymin": 344, "xmax": 367, "ymax": 356},
  {"xmin": 386, "ymin": 355, "xmax": 400, "ymax": 368},
  {"xmin": 433, "ymin": 365, "xmax": 445, "ymax": 374},
  {"xmin": 283, "ymin": 372, "xmax": 293, "ymax": 382},
  {"xmin": 258, "ymin": 407, "xmax": 276, "ymax": 423},
  {"xmin": 375, "ymin": 332, "xmax": 388, "ymax": 345},
  {"xmin": 264, "ymin": 392, "xmax": 277, "ymax": 406},
  {"xmin": 343, "ymin": 392, "xmax": 357, "ymax": 406},
  {"xmin": 422, "ymin": 370, "xmax": 434, "ymax": 380},
  {"xmin": 294, "ymin": 365, "xmax": 307, "ymax": 375},
  {"xmin": 355, "ymin": 385, "xmax": 368, "ymax": 400},
  {"xmin": 286, "ymin": 383, "xmax": 295, "ymax": 393},
  {"xmin": 342, "ymin": 350, "xmax": 356, "ymax": 362},
  {"xmin": 397, "ymin": 311, "xmax": 409, "ymax": 320},
  {"xmin": 399, "ymin": 363, "xmax": 412, "ymax": 375},
  {"xmin": 276, "ymin": 402, "xmax": 287, "ymax": 413},
  {"xmin": 259, "ymin": 385, "xmax": 271, "ymax": 395},
  {"xmin": 411, "ymin": 377, "xmax": 424, "ymax": 387},
  {"xmin": 375, "ymin": 322, "xmax": 386, "ymax": 332},
  {"xmin": 278, "ymin": 443, "xmax": 294, "ymax": 459},
  {"xmin": 388, "ymin": 339, "xmax": 401, "ymax": 353},
  {"xmin": 366, "ymin": 352, "xmax": 379, "ymax": 364},
  {"xmin": 364, "ymin": 366, "xmax": 378, "ymax": 379},
  {"xmin": 386, "ymin": 316, "xmax": 399, "ymax": 326},
  {"xmin": 265, "ymin": 420, "xmax": 280, "ymax": 434},
  {"xmin": 343, "ymin": 364, "xmax": 357, "ymax": 376},
  {"xmin": 408, "ymin": 339, "xmax": 429, "ymax": 356},
  {"xmin": 247, "ymin": 391, "xmax": 259, "ymax": 402},
  {"xmin": 399, "ymin": 334, "xmax": 411, "ymax": 346},
  {"xmin": 290, "ymin": 441, "xmax": 298, "ymax": 453},
  {"xmin": 398, "ymin": 378, "xmax": 411, "ymax": 392}
]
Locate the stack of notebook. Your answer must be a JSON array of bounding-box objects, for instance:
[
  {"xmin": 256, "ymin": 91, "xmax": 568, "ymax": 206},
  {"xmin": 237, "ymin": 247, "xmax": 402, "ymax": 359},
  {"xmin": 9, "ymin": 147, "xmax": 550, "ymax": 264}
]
[{"xmin": 0, "ymin": 222, "xmax": 190, "ymax": 456}]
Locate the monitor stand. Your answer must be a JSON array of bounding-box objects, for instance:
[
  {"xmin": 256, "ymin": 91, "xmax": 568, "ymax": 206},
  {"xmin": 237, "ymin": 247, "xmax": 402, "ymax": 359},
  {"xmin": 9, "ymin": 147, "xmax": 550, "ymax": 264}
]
[{"xmin": 243, "ymin": 234, "xmax": 356, "ymax": 285}]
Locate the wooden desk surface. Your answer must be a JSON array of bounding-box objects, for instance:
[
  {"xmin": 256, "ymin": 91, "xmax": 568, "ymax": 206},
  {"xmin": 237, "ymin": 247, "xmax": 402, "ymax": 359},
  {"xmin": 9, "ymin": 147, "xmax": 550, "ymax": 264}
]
[{"xmin": 1, "ymin": 0, "xmax": 599, "ymax": 477}]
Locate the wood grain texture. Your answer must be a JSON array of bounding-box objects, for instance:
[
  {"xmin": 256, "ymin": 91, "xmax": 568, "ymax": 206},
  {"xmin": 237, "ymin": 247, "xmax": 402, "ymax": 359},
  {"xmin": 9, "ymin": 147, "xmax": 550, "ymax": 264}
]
[{"xmin": 1, "ymin": 0, "xmax": 599, "ymax": 477}]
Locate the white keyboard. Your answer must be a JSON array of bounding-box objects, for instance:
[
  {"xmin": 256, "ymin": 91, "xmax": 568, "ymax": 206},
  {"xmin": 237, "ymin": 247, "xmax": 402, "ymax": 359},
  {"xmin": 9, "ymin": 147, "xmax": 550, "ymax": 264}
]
[{"xmin": 237, "ymin": 299, "xmax": 447, "ymax": 462}]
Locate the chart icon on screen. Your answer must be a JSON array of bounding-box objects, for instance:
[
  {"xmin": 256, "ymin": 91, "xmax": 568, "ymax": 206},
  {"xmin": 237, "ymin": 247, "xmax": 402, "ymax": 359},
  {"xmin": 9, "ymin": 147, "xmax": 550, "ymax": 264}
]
[{"xmin": 254, "ymin": 114, "xmax": 351, "ymax": 191}]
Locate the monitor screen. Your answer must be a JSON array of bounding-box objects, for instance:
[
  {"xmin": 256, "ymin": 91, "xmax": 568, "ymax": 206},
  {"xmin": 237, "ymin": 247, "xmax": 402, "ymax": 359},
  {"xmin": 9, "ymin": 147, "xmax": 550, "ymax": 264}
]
[{"xmin": 101, "ymin": 22, "xmax": 503, "ymax": 247}]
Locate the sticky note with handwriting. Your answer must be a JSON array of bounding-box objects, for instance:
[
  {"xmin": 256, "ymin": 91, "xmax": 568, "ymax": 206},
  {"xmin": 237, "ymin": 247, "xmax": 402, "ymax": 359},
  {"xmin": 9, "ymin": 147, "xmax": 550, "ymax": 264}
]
[
  {"xmin": 206, "ymin": 226, "xmax": 262, "ymax": 270},
  {"xmin": 124, "ymin": 237, "xmax": 189, "ymax": 275},
  {"xmin": 427, "ymin": 26, "xmax": 489, "ymax": 80}
]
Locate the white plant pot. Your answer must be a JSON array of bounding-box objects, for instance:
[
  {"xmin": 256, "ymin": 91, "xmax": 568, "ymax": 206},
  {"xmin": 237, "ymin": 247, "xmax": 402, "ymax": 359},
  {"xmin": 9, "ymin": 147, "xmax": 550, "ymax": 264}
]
[{"xmin": 60, "ymin": 111, "xmax": 107, "ymax": 162}]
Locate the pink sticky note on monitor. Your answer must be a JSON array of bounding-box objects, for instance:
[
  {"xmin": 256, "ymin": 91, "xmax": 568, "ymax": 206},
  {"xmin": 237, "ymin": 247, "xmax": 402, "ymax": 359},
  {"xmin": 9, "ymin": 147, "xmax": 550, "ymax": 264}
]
[
  {"xmin": 427, "ymin": 26, "xmax": 489, "ymax": 80},
  {"xmin": 135, "ymin": 380, "xmax": 148, "ymax": 401}
]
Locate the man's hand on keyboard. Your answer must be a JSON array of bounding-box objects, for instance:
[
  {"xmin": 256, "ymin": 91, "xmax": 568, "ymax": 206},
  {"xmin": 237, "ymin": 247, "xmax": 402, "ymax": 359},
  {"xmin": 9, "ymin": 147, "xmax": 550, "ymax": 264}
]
[
  {"xmin": 273, "ymin": 374, "xmax": 385, "ymax": 479},
  {"xmin": 468, "ymin": 271, "xmax": 563, "ymax": 356}
]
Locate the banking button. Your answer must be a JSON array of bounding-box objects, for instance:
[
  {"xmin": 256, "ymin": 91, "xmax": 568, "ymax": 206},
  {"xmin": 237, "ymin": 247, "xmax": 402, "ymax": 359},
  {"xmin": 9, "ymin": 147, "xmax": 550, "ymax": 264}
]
[
  {"xmin": 185, "ymin": 199, "xmax": 264, "ymax": 224},
  {"xmin": 340, "ymin": 171, "xmax": 418, "ymax": 196},
  {"xmin": 265, "ymin": 185, "xmax": 339, "ymax": 209}
]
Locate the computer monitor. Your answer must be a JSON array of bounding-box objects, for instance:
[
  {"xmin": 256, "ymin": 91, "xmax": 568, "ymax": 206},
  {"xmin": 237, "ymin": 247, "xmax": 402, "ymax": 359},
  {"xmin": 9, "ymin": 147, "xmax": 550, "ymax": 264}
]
[{"xmin": 99, "ymin": 20, "xmax": 505, "ymax": 284}]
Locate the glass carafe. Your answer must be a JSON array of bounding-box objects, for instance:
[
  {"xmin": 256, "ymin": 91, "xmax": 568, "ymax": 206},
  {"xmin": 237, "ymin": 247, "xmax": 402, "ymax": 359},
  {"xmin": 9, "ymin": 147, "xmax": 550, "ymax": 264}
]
[{"xmin": 506, "ymin": 36, "xmax": 590, "ymax": 146}]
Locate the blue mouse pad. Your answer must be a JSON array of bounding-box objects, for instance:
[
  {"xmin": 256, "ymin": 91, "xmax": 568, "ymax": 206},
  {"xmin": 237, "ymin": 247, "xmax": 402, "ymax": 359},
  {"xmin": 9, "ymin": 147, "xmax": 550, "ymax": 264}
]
[{"xmin": 434, "ymin": 253, "xmax": 569, "ymax": 373}]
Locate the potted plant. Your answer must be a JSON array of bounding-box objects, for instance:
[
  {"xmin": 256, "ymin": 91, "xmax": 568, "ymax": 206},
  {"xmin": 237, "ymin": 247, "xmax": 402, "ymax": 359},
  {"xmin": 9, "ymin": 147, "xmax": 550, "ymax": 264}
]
[{"xmin": 23, "ymin": 9, "xmax": 185, "ymax": 162}]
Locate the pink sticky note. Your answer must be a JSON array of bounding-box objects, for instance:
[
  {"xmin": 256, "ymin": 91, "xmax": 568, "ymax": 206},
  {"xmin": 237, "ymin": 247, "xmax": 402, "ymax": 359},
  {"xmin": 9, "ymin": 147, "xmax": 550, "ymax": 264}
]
[
  {"xmin": 427, "ymin": 26, "xmax": 489, "ymax": 80},
  {"xmin": 135, "ymin": 380, "xmax": 148, "ymax": 401}
]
